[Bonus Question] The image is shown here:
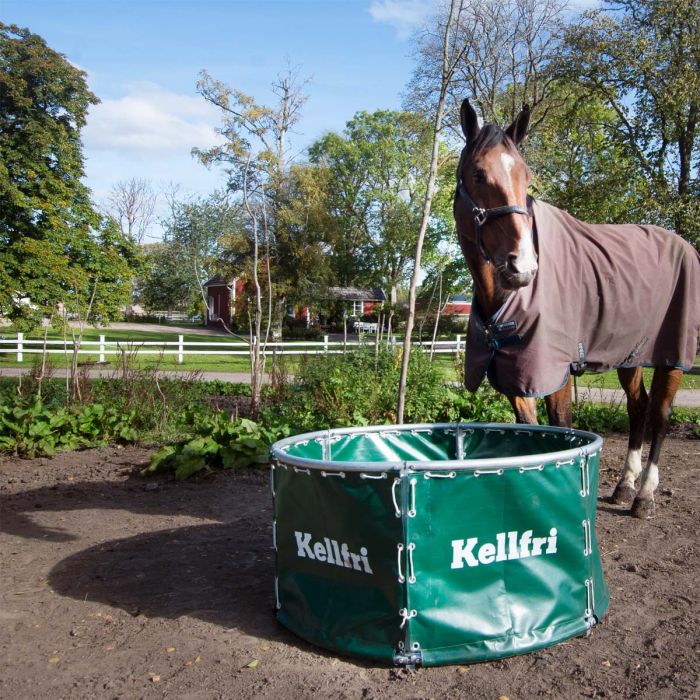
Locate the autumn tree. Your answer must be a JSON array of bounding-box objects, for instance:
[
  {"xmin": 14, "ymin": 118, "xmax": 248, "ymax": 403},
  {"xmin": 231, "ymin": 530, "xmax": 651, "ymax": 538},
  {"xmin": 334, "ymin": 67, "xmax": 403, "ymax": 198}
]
[{"xmin": 194, "ymin": 67, "xmax": 310, "ymax": 415}]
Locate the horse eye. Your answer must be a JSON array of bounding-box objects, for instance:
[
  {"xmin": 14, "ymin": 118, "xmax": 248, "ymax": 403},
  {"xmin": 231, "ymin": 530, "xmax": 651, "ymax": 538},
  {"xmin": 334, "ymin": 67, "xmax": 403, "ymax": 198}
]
[{"xmin": 474, "ymin": 169, "xmax": 487, "ymax": 184}]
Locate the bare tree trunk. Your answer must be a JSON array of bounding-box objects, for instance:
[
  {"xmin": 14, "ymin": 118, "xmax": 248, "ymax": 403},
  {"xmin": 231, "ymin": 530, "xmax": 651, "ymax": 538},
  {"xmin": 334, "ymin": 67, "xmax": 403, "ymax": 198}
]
[
  {"xmin": 37, "ymin": 319, "xmax": 51, "ymax": 399},
  {"xmin": 397, "ymin": 0, "xmax": 462, "ymax": 423},
  {"xmin": 242, "ymin": 158, "xmax": 266, "ymax": 419},
  {"xmin": 419, "ymin": 274, "xmax": 440, "ymax": 343},
  {"xmin": 429, "ymin": 272, "xmax": 445, "ymax": 362}
]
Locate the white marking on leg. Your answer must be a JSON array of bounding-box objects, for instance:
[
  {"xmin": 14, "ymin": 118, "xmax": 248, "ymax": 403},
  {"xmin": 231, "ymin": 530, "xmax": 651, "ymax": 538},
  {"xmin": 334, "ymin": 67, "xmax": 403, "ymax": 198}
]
[
  {"xmin": 637, "ymin": 461, "xmax": 659, "ymax": 501},
  {"xmin": 619, "ymin": 448, "xmax": 643, "ymax": 488}
]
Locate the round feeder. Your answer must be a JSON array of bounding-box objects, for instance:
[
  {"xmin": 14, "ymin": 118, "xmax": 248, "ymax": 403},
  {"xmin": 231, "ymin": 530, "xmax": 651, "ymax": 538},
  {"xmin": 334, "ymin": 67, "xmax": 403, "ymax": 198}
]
[{"xmin": 270, "ymin": 423, "xmax": 609, "ymax": 666}]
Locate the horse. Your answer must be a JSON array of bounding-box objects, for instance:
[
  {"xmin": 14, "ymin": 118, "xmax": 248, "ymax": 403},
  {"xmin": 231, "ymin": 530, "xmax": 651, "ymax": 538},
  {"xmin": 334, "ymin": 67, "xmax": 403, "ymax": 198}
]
[{"xmin": 454, "ymin": 98, "xmax": 700, "ymax": 519}]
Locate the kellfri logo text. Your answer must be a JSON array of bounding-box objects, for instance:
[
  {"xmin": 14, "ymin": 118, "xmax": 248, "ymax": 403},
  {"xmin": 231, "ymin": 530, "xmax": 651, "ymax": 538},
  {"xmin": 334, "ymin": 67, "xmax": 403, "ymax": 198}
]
[{"xmin": 451, "ymin": 528, "xmax": 558, "ymax": 568}]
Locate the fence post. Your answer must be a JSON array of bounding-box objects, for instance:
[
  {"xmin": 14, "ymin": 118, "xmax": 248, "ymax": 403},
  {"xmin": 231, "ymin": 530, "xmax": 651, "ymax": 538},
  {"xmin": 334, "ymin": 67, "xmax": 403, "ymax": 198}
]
[
  {"xmin": 178, "ymin": 334, "xmax": 184, "ymax": 364},
  {"xmin": 17, "ymin": 332, "xmax": 23, "ymax": 362},
  {"xmin": 323, "ymin": 334, "xmax": 329, "ymax": 354},
  {"xmin": 456, "ymin": 334, "xmax": 462, "ymax": 354},
  {"xmin": 99, "ymin": 334, "xmax": 105, "ymax": 363}
]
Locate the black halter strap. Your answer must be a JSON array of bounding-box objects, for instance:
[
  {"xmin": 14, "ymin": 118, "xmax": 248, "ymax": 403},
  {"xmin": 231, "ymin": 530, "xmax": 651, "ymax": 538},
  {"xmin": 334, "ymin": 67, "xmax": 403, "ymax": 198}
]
[{"xmin": 456, "ymin": 176, "xmax": 531, "ymax": 263}]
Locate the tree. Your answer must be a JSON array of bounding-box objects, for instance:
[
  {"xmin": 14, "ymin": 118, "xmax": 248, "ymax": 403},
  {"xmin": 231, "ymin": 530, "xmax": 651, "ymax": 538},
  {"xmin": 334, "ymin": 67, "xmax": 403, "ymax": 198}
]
[
  {"xmin": 0, "ymin": 23, "xmax": 106, "ymax": 329},
  {"xmin": 308, "ymin": 110, "xmax": 441, "ymax": 301},
  {"xmin": 105, "ymin": 178, "xmax": 158, "ymax": 244},
  {"xmin": 136, "ymin": 241, "xmax": 196, "ymax": 314},
  {"xmin": 397, "ymin": 0, "xmax": 472, "ymax": 423},
  {"xmin": 406, "ymin": 0, "xmax": 571, "ymax": 137},
  {"xmin": 527, "ymin": 84, "xmax": 650, "ymax": 224},
  {"xmin": 273, "ymin": 163, "xmax": 338, "ymax": 308},
  {"xmin": 560, "ymin": 0, "xmax": 700, "ymax": 245},
  {"xmin": 194, "ymin": 68, "xmax": 310, "ymax": 416},
  {"xmin": 163, "ymin": 190, "xmax": 244, "ymax": 315}
]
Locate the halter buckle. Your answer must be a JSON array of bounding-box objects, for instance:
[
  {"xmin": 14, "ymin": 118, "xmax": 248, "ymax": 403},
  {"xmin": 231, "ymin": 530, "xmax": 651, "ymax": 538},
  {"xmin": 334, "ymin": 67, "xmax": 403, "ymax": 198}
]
[{"xmin": 474, "ymin": 208, "xmax": 487, "ymax": 227}]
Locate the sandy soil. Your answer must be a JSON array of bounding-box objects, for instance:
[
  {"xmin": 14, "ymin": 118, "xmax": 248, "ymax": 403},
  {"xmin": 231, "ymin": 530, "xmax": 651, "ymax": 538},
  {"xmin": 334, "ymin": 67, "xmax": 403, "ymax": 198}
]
[{"xmin": 1, "ymin": 435, "xmax": 698, "ymax": 699}]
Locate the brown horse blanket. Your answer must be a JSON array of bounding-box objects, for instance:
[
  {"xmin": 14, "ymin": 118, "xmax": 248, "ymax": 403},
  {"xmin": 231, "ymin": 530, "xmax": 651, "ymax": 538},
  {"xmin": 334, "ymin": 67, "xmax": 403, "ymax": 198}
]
[{"xmin": 465, "ymin": 199, "xmax": 700, "ymax": 397}]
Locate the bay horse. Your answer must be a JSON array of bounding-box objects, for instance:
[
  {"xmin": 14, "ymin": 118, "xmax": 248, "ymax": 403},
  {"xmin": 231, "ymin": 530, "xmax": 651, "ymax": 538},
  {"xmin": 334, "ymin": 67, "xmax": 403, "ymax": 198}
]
[{"xmin": 454, "ymin": 98, "xmax": 700, "ymax": 519}]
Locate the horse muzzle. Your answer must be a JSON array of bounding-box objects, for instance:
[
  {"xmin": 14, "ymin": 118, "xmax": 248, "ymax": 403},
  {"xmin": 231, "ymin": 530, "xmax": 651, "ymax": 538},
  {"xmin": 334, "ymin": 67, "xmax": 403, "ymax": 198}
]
[
  {"xmin": 500, "ymin": 268, "xmax": 537, "ymax": 290},
  {"xmin": 499, "ymin": 244, "xmax": 538, "ymax": 289}
]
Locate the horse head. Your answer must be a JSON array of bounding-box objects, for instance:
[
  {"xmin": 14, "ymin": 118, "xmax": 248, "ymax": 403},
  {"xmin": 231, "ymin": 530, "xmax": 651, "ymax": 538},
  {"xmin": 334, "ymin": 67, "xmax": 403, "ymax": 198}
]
[{"xmin": 454, "ymin": 99, "xmax": 537, "ymax": 292}]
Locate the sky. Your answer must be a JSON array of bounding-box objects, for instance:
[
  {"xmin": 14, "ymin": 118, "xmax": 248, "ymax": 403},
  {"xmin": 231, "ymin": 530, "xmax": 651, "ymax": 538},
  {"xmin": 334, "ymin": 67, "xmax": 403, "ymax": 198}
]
[
  {"xmin": 4, "ymin": 0, "xmax": 438, "ymax": 238},
  {"xmin": 4, "ymin": 0, "xmax": 600, "ymax": 240}
]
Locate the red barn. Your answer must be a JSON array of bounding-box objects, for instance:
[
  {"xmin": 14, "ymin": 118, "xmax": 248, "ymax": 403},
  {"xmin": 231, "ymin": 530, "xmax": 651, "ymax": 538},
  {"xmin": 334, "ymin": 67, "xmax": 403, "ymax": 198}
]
[{"xmin": 442, "ymin": 294, "xmax": 472, "ymax": 317}]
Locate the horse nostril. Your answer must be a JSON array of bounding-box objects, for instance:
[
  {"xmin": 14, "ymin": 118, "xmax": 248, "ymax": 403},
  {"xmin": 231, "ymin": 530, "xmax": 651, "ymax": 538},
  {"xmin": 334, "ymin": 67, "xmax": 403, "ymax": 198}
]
[{"xmin": 507, "ymin": 254, "xmax": 520, "ymax": 273}]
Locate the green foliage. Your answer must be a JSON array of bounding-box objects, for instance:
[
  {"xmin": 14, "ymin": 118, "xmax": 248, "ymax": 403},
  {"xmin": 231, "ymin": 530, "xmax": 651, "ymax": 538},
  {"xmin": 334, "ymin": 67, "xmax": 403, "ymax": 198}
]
[
  {"xmin": 141, "ymin": 415, "xmax": 288, "ymax": 479},
  {"xmin": 0, "ymin": 24, "xmax": 138, "ymax": 330},
  {"xmin": 0, "ymin": 396, "xmax": 137, "ymax": 458},
  {"xmin": 560, "ymin": 0, "xmax": 700, "ymax": 245},
  {"xmin": 263, "ymin": 347, "xmax": 514, "ymax": 431},
  {"xmin": 308, "ymin": 110, "xmax": 447, "ymax": 292}
]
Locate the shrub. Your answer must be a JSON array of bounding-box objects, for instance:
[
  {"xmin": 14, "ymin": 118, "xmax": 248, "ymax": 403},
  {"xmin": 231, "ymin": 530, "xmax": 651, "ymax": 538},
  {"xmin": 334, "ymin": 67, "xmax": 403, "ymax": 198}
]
[{"xmin": 262, "ymin": 346, "xmax": 504, "ymax": 431}]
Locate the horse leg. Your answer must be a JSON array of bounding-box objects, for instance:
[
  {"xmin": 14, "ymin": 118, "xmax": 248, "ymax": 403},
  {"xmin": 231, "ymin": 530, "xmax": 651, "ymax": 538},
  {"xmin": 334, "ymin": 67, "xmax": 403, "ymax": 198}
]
[
  {"xmin": 611, "ymin": 367, "xmax": 648, "ymax": 505},
  {"xmin": 544, "ymin": 377, "xmax": 572, "ymax": 427},
  {"xmin": 508, "ymin": 396, "xmax": 538, "ymax": 424},
  {"xmin": 630, "ymin": 367, "xmax": 683, "ymax": 519}
]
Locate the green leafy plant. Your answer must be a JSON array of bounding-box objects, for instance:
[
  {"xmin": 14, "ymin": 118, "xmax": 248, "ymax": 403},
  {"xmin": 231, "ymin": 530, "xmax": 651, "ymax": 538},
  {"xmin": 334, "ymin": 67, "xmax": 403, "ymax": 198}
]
[
  {"xmin": 141, "ymin": 414, "xmax": 288, "ymax": 479},
  {"xmin": 0, "ymin": 396, "xmax": 139, "ymax": 458}
]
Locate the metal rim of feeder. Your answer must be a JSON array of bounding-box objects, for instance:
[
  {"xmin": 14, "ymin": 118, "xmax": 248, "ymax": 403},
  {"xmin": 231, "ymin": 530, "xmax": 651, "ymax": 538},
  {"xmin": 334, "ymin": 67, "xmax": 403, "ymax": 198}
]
[{"xmin": 271, "ymin": 422, "xmax": 603, "ymax": 472}]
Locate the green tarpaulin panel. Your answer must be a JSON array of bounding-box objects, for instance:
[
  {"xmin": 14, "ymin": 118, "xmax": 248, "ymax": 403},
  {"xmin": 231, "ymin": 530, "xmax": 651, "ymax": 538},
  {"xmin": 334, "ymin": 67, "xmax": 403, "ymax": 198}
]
[{"xmin": 271, "ymin": 423, "xmax": 608, "ymax": 667}]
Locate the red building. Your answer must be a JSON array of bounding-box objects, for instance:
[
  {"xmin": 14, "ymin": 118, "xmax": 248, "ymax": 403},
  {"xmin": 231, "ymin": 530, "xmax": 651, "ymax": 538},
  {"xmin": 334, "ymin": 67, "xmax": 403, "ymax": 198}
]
[
  {"xmin": 442, "ymin": 294, "xmax": 472, "ymax": 317},
  {"xmin": 203, "ymin": 276, "xmax": 240, "ymax": 327}
]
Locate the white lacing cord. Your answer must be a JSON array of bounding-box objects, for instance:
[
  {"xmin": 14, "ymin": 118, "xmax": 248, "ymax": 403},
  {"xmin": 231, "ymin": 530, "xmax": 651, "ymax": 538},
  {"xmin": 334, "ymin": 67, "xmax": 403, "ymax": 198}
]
[
  {"xmin": 519, "ymin": 464, "xmax": 544, "ymax": 473},
  {"xmin": 407, "ymin": 543, "xmax": 416, "ymax": 583},
  {"xmin": 584, "ymin": 578, "xmax": 594, "ymax": 618},
  {"xmin": 399, "ymin": 608, "xmax": 417, "ymax": 629},
  {"xmin": 391, "ymin": 478, "xmax": 401, "ymax": 517},
  {"xmin": 321, "ymin": 470, "xmax": 345, "ymax": 478},
  {"xmin": 423, "ymin": 471, "xmax": 456, "ymax": 479},
  {"xmin": 582, "ymin": 519, "xmax": 592, "ymax": 556},
  {"xmin": 556, "ymin": 459, "xmax": 575, "ymax": 468},
  {"xmin": 474, "ymin": 468, "xmax": 504, "ymax": 477},
  {"xmin": 360, "ymin": 472, "xmax": 387, "ymax": 480},
  {"xmin": 407, "ymin": 478, "xmax": 417, "ymax": 518},
  {"xmin": 293, "ymin": 467, "xmax": 311, "ymax": 475},
  {"xmin": 396, "ymin": 543, "xmax": 405, "ymax": 583},
  {"xmin": 580, "ymin": 457, "xmax": 590, "ymax": 497}
]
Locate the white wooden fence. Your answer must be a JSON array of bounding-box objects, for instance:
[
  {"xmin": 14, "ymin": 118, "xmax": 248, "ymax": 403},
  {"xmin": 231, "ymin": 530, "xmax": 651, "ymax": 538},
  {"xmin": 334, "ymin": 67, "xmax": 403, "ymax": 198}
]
[{"xmin": 0, "ymin": 333, "xmax": 465, "ymax": 364}]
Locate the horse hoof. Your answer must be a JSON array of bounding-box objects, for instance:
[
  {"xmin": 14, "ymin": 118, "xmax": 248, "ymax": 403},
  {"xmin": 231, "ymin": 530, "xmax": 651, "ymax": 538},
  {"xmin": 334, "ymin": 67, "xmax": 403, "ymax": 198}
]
[
  {"xmin": 630, "ymin": 497, "xmax": 655, "ymax": 519},
  {"xmin": 610, "ymin": 483, "xmax": 636, "ymax": 505}
]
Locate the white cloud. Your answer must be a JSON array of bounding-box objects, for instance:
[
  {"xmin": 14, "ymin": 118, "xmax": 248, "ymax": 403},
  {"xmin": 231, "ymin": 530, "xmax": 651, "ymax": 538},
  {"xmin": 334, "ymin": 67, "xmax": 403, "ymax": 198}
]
[
  {"xmin": 83, "ymin": 81, "xmax": 224, "ymax": 155},
  {"xmin": 369, "ymin": 0, "xmax": 436, "ymax": 39}
]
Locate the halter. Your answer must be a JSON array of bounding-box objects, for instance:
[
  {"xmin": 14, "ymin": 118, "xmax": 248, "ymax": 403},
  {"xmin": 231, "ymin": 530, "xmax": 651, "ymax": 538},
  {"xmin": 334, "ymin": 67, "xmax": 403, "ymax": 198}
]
[{"xmin": 456, "ymin": 174, "xmax": 531, "ymax": 264}]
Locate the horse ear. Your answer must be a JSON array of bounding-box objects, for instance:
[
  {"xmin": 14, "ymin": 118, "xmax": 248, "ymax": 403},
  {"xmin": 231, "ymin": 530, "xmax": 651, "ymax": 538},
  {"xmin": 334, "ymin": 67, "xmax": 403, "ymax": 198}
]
[
  {"xmin": 506, "ymin": 104, "xmax": 531, "ymax": 146},
  {"xmin": 460, "ymin": 99, "xmax": 480, "ymax": 146}
]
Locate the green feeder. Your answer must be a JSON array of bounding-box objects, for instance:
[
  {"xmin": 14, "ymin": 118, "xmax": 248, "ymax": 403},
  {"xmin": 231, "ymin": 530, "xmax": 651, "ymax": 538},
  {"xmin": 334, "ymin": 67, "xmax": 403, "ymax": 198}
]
[{"xmin": 270, "ymin": 423, "xmax": 608, "ymax": 666}]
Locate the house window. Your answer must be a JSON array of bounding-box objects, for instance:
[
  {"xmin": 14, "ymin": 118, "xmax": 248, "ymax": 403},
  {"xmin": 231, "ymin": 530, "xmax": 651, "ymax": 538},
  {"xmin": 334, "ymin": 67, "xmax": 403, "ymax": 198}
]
[{"xmin": 352, "ymin": 300, "xmax": 363, "ymax": 316}]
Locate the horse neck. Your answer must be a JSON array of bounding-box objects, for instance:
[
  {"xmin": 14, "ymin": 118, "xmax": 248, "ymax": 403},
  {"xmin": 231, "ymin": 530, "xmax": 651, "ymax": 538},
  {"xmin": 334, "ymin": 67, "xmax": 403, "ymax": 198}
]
[{"xmin": 462, "ymin": 244, "xmax": 508, "ymax": 319}]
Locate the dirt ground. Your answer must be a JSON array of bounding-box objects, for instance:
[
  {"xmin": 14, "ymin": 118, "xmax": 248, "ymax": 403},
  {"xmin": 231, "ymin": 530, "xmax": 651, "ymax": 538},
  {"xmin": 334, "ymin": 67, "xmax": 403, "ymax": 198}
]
[{"xmin": 1, "ymin": 435, "xmax": 698, "ymax": 700}]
